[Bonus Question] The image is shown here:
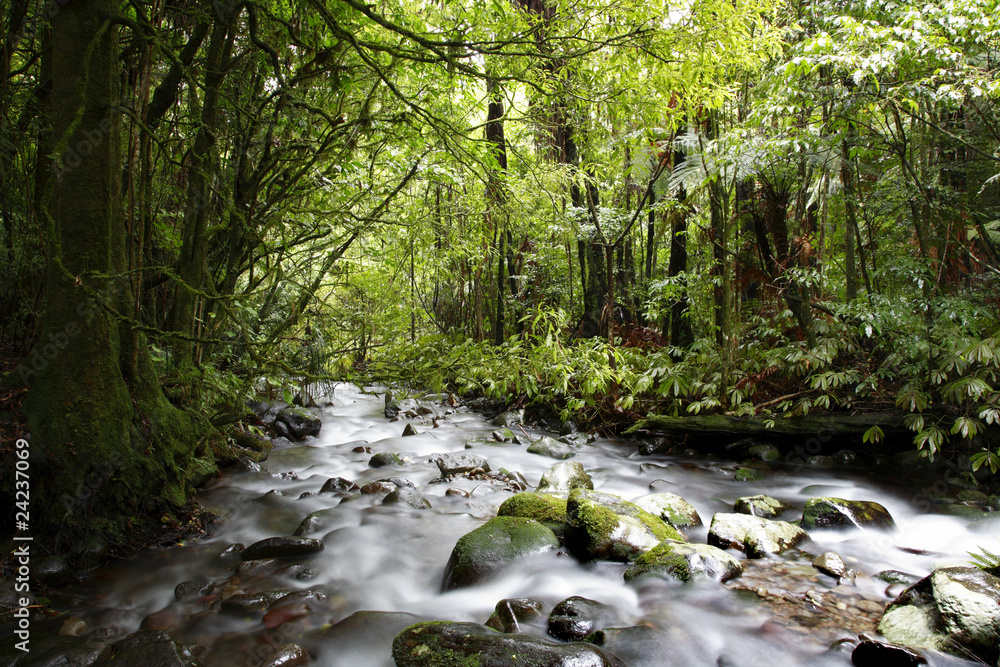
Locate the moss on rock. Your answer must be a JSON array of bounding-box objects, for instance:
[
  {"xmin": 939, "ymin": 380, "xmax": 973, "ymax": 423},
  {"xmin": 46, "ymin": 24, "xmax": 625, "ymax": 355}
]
[{"xmin": 442, "ymin": 516, "xmax": 560, "ymax": 590}]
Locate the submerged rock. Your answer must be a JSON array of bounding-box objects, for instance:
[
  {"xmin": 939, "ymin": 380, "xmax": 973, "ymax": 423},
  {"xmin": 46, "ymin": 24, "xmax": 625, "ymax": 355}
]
[
  {"xmin": 527, "ymin": 436, "xmax": 577, "ymax": 460},
  {"xmin": 548, "ymin": 596, "xmax": 619, "ymax": 641},
  {"xmin": 497, "ymin": 492, "xmax": 568, "ymax": 533},
  {"xmin": 634, "ymin": 492, "xmax": 702, "ymax": 528},
  {"xmin": 393, "ymin": 621, "xmax": 625, "ymax": 667},
  {"xmin": 240, "ymin": 537, "xmax": 324, "ymax": 561},
  {"xmin": 442, "ymin": 516, "xmax": 560, "ymax": 590},
  {"xmin": 536, "ymin": 461, "xmax": 593, "ymax": 493},
  {"xmin": 733, "ymin": 494, "xmax": 792, "ymax": 519},
  {"xmin": 707, "ymin": 513, "xmax": 807, "ymax": 558},
  {"xmin": 565, "ymin": 489, "xmax": 682, "ymax": 562},
  {"xmin": 624, "ymin": 539, "xmax": 742, "ymax": 583},
  {"xmin": 878, "ymin": 566, "xmax": 1000, "ymax": 663},
  {"xmin": 383, "ymin": 486, "xmax": 432, "ymax": 509},
  {"xmin": 801, "ymin": 497, "xmax": 895, "ymax": 530},
  {"xmin": 486, "ymin": 598, "xmax": 544, "ymax": 633}
]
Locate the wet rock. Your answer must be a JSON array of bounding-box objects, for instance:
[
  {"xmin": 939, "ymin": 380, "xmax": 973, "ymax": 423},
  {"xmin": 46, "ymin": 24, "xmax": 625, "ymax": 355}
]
[
  {"xmin": 33, "ymin": 555, "xmax": 72, "ymax": 586},
  {"xmin": 320, "ymin": 477, "xmax": 359, "ymax": 494},
  {"xmin": 624, "ymin": 539, "xmax": 742, "ymax": 583},
  {"xmin": 874, "ymin": 570, "xmax": 921, "ymax": 586},
  {"xmin": 957, "ymin": 489, "xmax": 989, "ymax": 504},
  {"xmin": 733, "ymin": 494, "xmax": 793, "ymax": 519},
  {"xmin": 293, "ymin": 391, "xmax": 317, "ymax": 408},
  {"xmin": 1, "ymin": 634, "xmax": 107, "ymax": 666},
  {"xmin": 261, "ymin": 643, "xmax": 311, "ymax": 667},
  {"xmin": 878, "ymin": 566, "xmax": 1000, "ymax": 663},
  {"xmin": 734, "ymin": 467, "xmax": 763, "ymax": 483},
  {"xmin": 527, "ymin": 436, "xmax": 577, "ymax": 460},
  {"xmin": 383, "ymin": 486, "xmax": 432, "ymax": 509},
  {"xmin": 634, "ymin": 492, "xmax": 702, "ymax": 528},
  {"xmin": 276, "ymin": 407, "xmax": 322, "ymax": 440},
  {"xmin": 497, "ymin": 492, "xmax": 568, "ymax": 534},
  {"xmin": 442, "ymin": 516, "xmax": 560, "ymax": 590},
  {"xmin": 393, "ymin": 621, "xmax": 626, "ymax": 667},
  {"xmin": 492, "ymin": 428, "xmax": 516, "ymax": 442},
  {"xmin": 536, "ymin": 461, "xmax": 593, "ymax": 494},
  {"xmin": 493, "ymin": 410, "xmax": 525, "ymax": 427},
  {"xmin": 565, "ymin": 488, "xmax": 683, "ymax": 562},
  {"xmin": 851, "ymin": 638, "xmax": 927, "ymax": 666},
  {"xmin": 446, "ymin": 488, "xmax": 470, "ymax": 497},
  {"xmin": 241, "ymin": 537, "xmax": 324, "ymax": 561},
  {"xmin": 748, "ymin": 444, "xmax": 780, "ymax": 462},
  {"xmin": 174, "ymin": 578, "xmax": 214, "ymax": 601},
  {"xmin": 808, "ymin": 455, "xmax": 836, "ymax": 466},
  {"xmin": 433, "ymin": 453, "xmax": 490, "ymax": 477},
  {"xmin": 385, "ymin": 394, "xmax": 400, "ymax": 418},
  {"xmin": 95, "ymin": 630, "xmax": 200, "ymax": 666},
  {"xmin": 834, "ymin": 449, "xmax": 858, "ymax": 464},
  {"xmin": 271, "ymin": 436, "xmax": 294, "ymax": 449},
  {"xmin": 369, "ymin": 452, "xmax": 403, "ymax": 468},
  {"xmin": 486, "ymin": 598, "xmax": 544, "ymax": 633},
  {"xmin": 221, "ymin": 592, "xmax": 276, "ymax": 614},
  {"xmin": 812, "ymin": 552, "xmax": 848, "ymax": 578},
  {"xmin": 218, "ymin": 543, "xmax": 244, "ymax": 564},
  {"xmin": 801, "ymin": 497, "xmax": 895, "ymax": 530},
  {"xmin": 548, "ymin": 596, "xmax": 619, "ymax": 641},
  {"xmin": 560, "ymin": 420, "xmax": 579, "ymax": 435},
  {"xmin": 59, "ymin": 617, "xmax": 89, "ymax": 637},
  {"xmin": 707, "ymin": 513, "xmax": 807, "ymax": 558},
  {"xmin": 402, "ymin": 423, "xmax": 418, "ymax": 437}
]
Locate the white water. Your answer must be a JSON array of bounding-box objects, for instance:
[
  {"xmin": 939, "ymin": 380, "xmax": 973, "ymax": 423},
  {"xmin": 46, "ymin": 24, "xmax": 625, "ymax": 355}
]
[{"xmin": 53, "ymin": 384, "xmax": 998, "ymax": 666}]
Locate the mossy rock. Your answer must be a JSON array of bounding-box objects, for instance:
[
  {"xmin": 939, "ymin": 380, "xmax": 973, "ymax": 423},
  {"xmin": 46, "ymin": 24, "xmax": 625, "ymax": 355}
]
[
  {"xmin": 734, "ymin": 467, "xmax": 764, "ymax": 483},
  {"xmin": 392, "ymin": 621, "xmax": 626, "ymax": 667},
  {"xmin": 633, "ymin": 492, "xmax": 702, "ymax": 528},
  {"xmin": 442, "ymin": 516, "xmax": 560, "ymax": 590},
  {"xmin": 565, "ymin": 489, "xmax": 683, "ymax": 562},
  {"xmin": 527, "ymin": 436, "xmax": 577, "ymax": 460},
  {"xmin": 707, "ymin": 513, "xmax": 807, "ymax": 558},
  {"xmin": 497, "ymin": 492, "xmax": 568, "ymax": 535},
  {"xmin": 747, "ymin": 444, "xmax": 780, "ymax": 462},
  {"xmin": 624, "ymin": 539, "xmax": 742, "ymax": 583},
  {"xmin": 800, "ymin": 497, "xmax": 895, "ymax": 530},
  {"xmin": 185, "ymin": 457, "xmax": 218, "ymax": 488},
  {"xmin": 733, "ymin": 495, "xmax": 793, "ymax": 519},
  {"xmin": 536, "ymin": 461, "xmax": 593, "ymax": 494}
]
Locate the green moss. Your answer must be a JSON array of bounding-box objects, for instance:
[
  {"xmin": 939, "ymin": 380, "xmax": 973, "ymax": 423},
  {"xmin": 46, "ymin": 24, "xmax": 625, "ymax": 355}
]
[
  {"xmin": 497, "ymin": 492, "xmax": 567, "ymax": 526},
  {"xmin": 735, "ymin": 467, "xmax": 763, "ymax": 483}
]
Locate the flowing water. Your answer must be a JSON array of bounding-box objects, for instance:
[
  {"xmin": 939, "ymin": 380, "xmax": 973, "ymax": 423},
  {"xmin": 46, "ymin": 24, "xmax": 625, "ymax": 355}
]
[{"xmin": 20, "ymin": 384, "xmax": 1000, "ymax": 666}]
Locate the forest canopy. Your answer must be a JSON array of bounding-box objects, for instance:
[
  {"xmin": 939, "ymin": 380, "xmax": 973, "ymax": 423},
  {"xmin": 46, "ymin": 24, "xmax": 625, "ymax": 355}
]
[{"xmin": 1, "ymin": 0, "xmax": 998, "ymax": 543}]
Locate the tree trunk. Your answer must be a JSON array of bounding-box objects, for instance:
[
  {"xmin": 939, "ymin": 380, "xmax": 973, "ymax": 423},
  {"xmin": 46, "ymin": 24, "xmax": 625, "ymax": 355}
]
[
  {"xmin": 486, "ymin": 74, "xmax": 509, "ymax": 345},
  {"xmin": 665, "ymin": 133, "xmax": 693, "ymax": 350},
  {"xmin": 20, "ymin": 0, "xmax": 212, "ymax": 551}
]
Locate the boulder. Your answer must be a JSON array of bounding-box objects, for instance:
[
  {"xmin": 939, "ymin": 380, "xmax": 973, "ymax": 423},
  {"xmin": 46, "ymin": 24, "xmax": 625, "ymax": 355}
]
[
  {"xmin": 497, "ymin": 492, "xmax": 568, "ymax": 534},
  {"xmin": 878, "ymin": 566, "xmax": 1000, "ymax": 663},
  {"xmin": 369, "ymin": 452, "xmax": 403, "ymax": 468},
  {"xmin": 486, "ymin": 598, "xmax": 544, "ymax": 633},
  {"xmin": 433, "ymin": 453, "xmax": 490, "ymax": 477},
  {"xmin": 536, "ymin": 461, "xmax": 593, "ymax": 493},
  {"xmin": 707, "ymin": 513, "xmax": 807, "ymax": 558},
  {"xmin": 95, "ymin": 630, "xmax": 201, "ymax": 666},
  {"xmin": 383, "ymin": 486, "xmax": 432, "ymax": 509},
  {"xmin": 634, "ymin": 492, "xmax": 702, "ymax": 528},
  {"xmin": 493, "ymin": 410, "xmax": 525, "ymax": 427},
  {"xmin": 747, "ymin": 444, "xmax": 780, "ymax": 462},
  {"xmin": 33, "ymin": 555, "xmax": 72, "ymax": 587},
  {"xmin": 733, "ymin": 494, "xmax": 792, "ymax": 519},
  {"xmin": 393, "ymin": 621, "xmax": 625, "ymax": 667},
  {"xmin": 275, "ymin": 407, "xmax": 321, "ymax": 440},
  {"xmin": 734, "ymin": 467, "xmax": 763, "ymax": 483},
  {"xmin": 801, "ymin": 497, "xmax": 895, "ymax": 530},
  {"xmin": 527, "ymin": 436, "xmax": 577, "ymax": 460},
  {"xmin": 442, "ymin": 516, "xmax": 560, "ymax": 590},
  {"xmin": 240, "ymin": 537, "xmax": 324, "ymax": 561},
  {"xmin": 174, "ymin": 578, "xmax": 214, "ymax": 601},
  {"xmin": 320, "ymin": 477, "xmax": 359, "ymax": 494},
  {"xmin": 492, "ymin": 428, "xmax": 516, "ymax": 442},
  {"xmin": 548, "ymin": 596, "xmax": 619, "ymax": 641},
  {"xmin": 624, "ymin": 539, "xmax": 742, "ymax": 583},
  {"xmin": 565, "ymin": 489, "xmax": 682, "ymax": 562}
]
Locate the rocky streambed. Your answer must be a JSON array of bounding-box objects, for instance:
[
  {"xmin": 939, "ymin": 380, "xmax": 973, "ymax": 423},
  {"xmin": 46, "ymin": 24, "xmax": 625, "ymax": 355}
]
[{"xmin": 4, "ymin": 384, "xmax": 1000, "ymax": 667}]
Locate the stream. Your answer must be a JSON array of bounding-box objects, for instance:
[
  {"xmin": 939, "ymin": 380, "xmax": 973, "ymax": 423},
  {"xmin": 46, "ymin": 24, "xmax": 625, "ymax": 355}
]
[{"xmin": 10, "ymin": 384, "xmax": 1000, "ymax": 666}]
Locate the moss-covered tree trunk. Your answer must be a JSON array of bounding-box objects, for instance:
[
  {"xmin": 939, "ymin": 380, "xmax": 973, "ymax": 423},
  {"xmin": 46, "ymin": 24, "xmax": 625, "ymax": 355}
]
[{"xmin": 21, "ymin": 0, "xmax": 212, "ymax": 553}]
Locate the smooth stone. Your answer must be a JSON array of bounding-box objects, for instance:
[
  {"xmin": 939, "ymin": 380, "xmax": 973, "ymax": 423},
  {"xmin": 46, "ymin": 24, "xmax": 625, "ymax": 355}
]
[
  {"xmin": 485, "ymin": 598, "xmax": 544, "ymax": 633},
  {"xmin": 393, "ymin": 621, "xmax": 625, "ymax": 667},
  {"xmin": 492, "ymin": 410, "xmax": 525, "ymax": 427},
  {"xmin": 33, "ymin": 555, "xmax": 72, "ymax": 586},
  {"xmin": 548, "ymin": 596, "xmax": 619, "ymax": 641},
  {"xmin": 241, "ymin": 537, "xmax": 324, "ymax": 561},
  {"xmin": 851, "ymin": 639, "xmax": 927, "ymax": 666},
  {"xmin": 383, "ymin": 486, "xmax": 432, "ymax": 509},
  {"xmin": 320, "ymin": 477, "xmax": 359, "ymax": 494},
  {"xmin": 748, "ymin": 444, "xmax": 780, "ymax": 462},
  {"xmin": 402, "ymin": 423, "xmax": 418, "ymax": 437},
  {"xmin": 734, "ymin": 467, "xmax": 763, "ymax": 483},
  {"xmin": 369, "ymin": 452, "xmax": 403, "ymax": 468},
  {"xmin": 275, "ymin": 407, "xmax": 321, "ymax": 440},
  {"xmin": 733, "ymin": 494, "xmax": 793, "ymax": 519},
  {"xmin": 260, "ymin": 642, "xmax": 311, "ymax": 667},
  {"xmin": 442, "ymin": 516, "xmax": 560, "ymax": 590},
  {"xmin": 174, "ymin": 578, "xmax": 214, "ymax": 601},
  {"xmin": 94, "ymin": 630, "xmax": 200, "ymax": 666},
  {"xmin": 527, "ymin": 436, "xmax": 577, "ymax": 460},
  {"xmin": 492, "ymin": 428, "xmax": 516, "ymax": 442},
  {"xmin": 565, "ymin": 489, "xmax": 683, "ymax": 563},
  {"xmin": 801, "ymin": 497, "xmax": 895, "ymax": 530},
  {"xmin": 624, "ymin": 539, "xmax": 742, "ymax": 583},
  {"xmin": 536, "ymin": 461, "xmax": 593, "ymax": 493},
  {"xmin": 813, "ymin": 552, "xmax": 848, "ymax": 578},
  {"xmin": 433, "ymin": 453, "xmax": 490, "ymax": 476},
  {"xmin": 707, "ymin": 513, "xmax": 807, "ymax": 558},
  {"xmin": 634, "ymin": 492, "xmax": 702, "ymax": 528}
]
